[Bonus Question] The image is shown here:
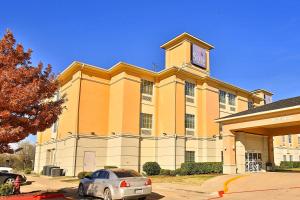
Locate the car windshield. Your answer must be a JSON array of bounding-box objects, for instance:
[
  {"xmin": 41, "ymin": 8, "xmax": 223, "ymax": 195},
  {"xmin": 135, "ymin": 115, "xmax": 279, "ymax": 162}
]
[{"xmin": 113, "ymin": 170, "xmax": 142, "ymax": 178}]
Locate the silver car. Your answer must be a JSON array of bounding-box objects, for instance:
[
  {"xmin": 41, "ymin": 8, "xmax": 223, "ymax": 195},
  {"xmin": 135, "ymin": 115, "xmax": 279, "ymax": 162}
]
[{"xmin": 78, "ymin": 169, "xmax": 152, "ymax": 200}]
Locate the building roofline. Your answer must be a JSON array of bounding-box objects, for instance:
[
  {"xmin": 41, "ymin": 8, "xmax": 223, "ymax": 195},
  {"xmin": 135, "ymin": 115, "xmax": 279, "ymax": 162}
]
[
  {"xmin": 160, "ymin": 32, "xmax": 214, "ymax": 50},
  {"xmin": 251, "ymin": 89, "xmax": 273, "ymax": 95},
  {"xmin": 58, "ymin": 61, "xmax": 262, "ymax": 100}
]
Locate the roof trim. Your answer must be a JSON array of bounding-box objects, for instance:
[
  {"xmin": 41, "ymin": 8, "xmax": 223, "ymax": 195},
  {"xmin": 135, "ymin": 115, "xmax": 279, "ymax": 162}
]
[{"xmin": 160, "ymin": 32, "xmax": 214, "ymax": 50}]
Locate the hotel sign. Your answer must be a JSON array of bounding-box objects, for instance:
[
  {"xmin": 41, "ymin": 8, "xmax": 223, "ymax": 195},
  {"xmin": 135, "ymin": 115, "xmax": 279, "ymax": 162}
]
[{"xmin": 191, "ymin": 44, "xmax": 207, "ymax": 69}]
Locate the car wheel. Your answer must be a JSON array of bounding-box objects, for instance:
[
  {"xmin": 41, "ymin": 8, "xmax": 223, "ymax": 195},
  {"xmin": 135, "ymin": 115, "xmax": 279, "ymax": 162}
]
[
  {"xmin": 5, "ymin": 178, "xmax": 15, "ymax": 184},
  {"xmin": 78, "ymin": 184, "xmax": 86, "ymax": 197},
  {"xmin": 103, "ymin": 188, "xmax": 112, "ymax": 200}
]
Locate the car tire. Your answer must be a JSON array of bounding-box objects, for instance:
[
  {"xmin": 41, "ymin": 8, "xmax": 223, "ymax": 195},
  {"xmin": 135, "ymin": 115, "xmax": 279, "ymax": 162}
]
[
  {"xmin": 78, "ymin": 184, "xmax": 86, "ymax": 197},
  {"xmin": 138, "ymin": 197, "xmax": 147, "ymax": 200},
  {"xmin": 103, "ymin": 188, "xmax": 112, "ymax": 200},
  {"xmin": 5, "ymin": 178, "xmax": 15, "ymax": 184}
]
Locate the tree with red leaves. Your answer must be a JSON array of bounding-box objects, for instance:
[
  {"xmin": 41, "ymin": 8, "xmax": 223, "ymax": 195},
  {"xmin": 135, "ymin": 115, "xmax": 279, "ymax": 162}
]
[{"xmin": 0, "ymin": 30, "xmax": 64, "ymax": 153}]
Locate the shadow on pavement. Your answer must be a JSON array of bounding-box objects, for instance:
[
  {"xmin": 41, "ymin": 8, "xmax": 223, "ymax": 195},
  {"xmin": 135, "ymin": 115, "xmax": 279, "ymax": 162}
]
[{"xmin": 59, "ymin": 187, "xmax": 164, "ymax": 200}]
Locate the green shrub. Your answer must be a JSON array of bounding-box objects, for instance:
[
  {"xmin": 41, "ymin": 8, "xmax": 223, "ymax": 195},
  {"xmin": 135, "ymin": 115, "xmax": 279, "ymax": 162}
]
[
  {"xmin": 169, "ymin": 170, "xmax": 177, "ymax": 176},
  {"xmin": 160, "ymin": 169, "xmax": 171, "ymax": 176},
  {"xmin": 77, "ymin": 171, "xmax": 93, "ymax": 179},
  {"xmin": 180, "ymin": 162, "xmax": 222, "ymax": 175},
  {"xmin": 104, "ymin": 166, "xmax": 118, "ymax": 169},
  {"xmin": 143, "ymin": 162, "xmax": 161, "ymax": 176},
  {"xmin": 0, "ymin": 183, "xmax": 13, "ymax": 196},
  {"xmin": 24, "ymin": 168, "xmax": 32, "ymax": 174},
  {"xmin": 280, "ymin": 161, "xmax": 300, "ymax": 168}
]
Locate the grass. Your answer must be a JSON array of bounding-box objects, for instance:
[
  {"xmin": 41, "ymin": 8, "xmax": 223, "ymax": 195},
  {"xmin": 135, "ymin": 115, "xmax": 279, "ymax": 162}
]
[{"xmin": 149, "ymin": 174, "xmax": 218, "ymax": 185}]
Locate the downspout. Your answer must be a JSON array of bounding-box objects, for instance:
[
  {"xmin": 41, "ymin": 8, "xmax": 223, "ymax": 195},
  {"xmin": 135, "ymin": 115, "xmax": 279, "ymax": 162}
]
[
  {"xmin": 73, "ymin": 64, "xmax": 84, "ymax": 176},
  {"xmin": 174, "ymin": 76, "xmax": 177, "ymax": 170}
]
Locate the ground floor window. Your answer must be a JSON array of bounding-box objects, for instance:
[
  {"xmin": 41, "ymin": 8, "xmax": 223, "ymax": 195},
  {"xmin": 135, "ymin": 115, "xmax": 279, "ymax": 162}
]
[
  {"xmin": 290, "ymin": 155, "xmax": 293, "ymax": 161},
  {"xmin": 185, "ymin": 151, "xmax": 195, "ymax": 162},
  {"xmin": 283, "ymin": 155, "xmax": 287, "ymax": 161}
]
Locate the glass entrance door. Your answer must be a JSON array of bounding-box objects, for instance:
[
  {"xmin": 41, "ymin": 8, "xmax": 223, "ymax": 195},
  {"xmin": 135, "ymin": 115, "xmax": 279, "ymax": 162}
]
[{"xmin": 245, "ymin": 152, "xmax": 262, "ymax": 172}]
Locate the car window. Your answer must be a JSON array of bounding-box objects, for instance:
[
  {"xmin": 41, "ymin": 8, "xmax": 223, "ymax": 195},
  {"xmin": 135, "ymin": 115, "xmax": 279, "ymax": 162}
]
[
  {"xmin": 91, "ymin": 171, "xmax": 99, "ymax": 178},
  {"xmin": 113, "ymin": 170, "xmax": 142, "ymax": 178},
  {"xmin": 98, "ymin": 171, "xmax": 109, "ymax": 179}
]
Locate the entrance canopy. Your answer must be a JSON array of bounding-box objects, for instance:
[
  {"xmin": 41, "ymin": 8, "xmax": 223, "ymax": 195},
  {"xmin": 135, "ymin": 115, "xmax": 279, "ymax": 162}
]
[{"xmin": 216, "ymin": 96, "xmax": 300, "ymax": 174}]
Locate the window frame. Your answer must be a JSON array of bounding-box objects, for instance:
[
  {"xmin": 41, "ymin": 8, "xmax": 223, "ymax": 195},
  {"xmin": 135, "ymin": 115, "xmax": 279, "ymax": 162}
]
[
  {"xmin": 185, "ymin": 114, "xmax": 195, "ymax": 130},
  {"xmin": 219, "ymin": 90, "xmax": 226, "ymax": 104},
  {"xmin": 141, "ymin": 79, "xmax": 154, "ymax": 96},
  {"xmin": 185, "ymin": 151, "xmax": 195, "ymax": 163},
  {"xmin": 228, "ymin": 93, "xmax": 236, "ymax": 106},
  {"xmin": 140, "ymin": 113, "xmax": 153, "ymax": 129},
  {"xmin": 185, "ymin": 82, "xmax": 195, "ymax": 97}
]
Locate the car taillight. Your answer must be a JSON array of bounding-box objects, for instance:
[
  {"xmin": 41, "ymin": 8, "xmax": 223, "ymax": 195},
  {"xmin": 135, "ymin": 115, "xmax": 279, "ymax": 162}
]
[
  {"xmin": 145, "ymin": 178, "xmax": 152, "ymax": 186},
  {"xmin": 120, "ymin": 180, "xmax": 130, "ymax": 188}
]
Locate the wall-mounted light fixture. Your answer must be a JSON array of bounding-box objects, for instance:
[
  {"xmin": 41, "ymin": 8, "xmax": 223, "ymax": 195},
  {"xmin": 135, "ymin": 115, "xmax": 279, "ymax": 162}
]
[
  {"xmin": 224, "ymin": 147, "xmax": 227, "ymax": 151},
  {"xmin": 91, "ymin": 132, "xmax": 95, "ymax": 135},
  {"xmin": 112, "ymin": 132, "xmax": 116, "ymax": 135},
  {"xmin": 68, "ymin": 132, "xmax": 72, "ymax": 135},
  {"xmin": 163, "ymin": 133, "xmax": 167, "ymax": 136}
]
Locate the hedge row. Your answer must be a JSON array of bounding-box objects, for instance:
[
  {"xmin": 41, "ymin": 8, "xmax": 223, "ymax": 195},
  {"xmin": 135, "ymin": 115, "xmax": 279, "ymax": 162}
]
[
  {"xmin": 180, "ymin": 162, "xmax": 223, "ymax": 175},
  {"xmin": 77, "ymin": 171, "xmax": 93, "ymax": 179},
  {"xmin": 280, "ymin": 161, "xmax": 300, "ymax": 168},
  {"xmin": 143, "ymin": 162, "xmax": 223, "ymax": 176}
]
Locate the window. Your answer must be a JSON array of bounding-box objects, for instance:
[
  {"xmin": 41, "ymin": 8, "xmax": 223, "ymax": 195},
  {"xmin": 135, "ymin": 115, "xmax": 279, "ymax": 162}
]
[
  {"xmin": 288, "ymin": 135, "xmax": 292, "ymax": 144},
  {"xmin": 98, "ymin": 171, "xmax": 109, "ymax": 179},
  {"xmin": 185, "ymin": 151, "xmax": 195, "ymax": 162},
  {"xmin": 219, "ymin": 90, "xmax": 226, "ymax": 104},
  {"xmin": 228, "ymin": 93, "xmax": 236, "ymax": 106},
  {"xmin": 290, "ymin": 155, "xmax": 293, "ymax": 162},
  {"xmin": 283, "ymin": 155, "xmax": 287, "ymax": 161},
  {"xmin": 141, "ymin": 80, "xmax": 153, "ymax": 95},
  {"xmin": 282, "ymin": 136, "xmax": 285, "ymax": 143},
  {"xmin": 248, "ymin": 101, "xmax": 254, "ymax": 109},
  {"xmin": 140, "ymin": 113, "xmax": 152, "ymax": 129},
  {"xmin": 185, "ymin": 82, "xmax": 195, "ymax": 97},
  {"xmin": 113, "ymin": 170, "xmax": 142, "ymax": 178},
  {"xmin": 185, "ymin": 114, "xmax": 195, "ymax": 129}
]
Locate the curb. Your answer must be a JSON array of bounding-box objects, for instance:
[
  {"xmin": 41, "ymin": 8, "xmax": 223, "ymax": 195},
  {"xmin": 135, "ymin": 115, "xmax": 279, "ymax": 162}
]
[{"xmin": 217, "ymin": 175, "xmax": 247, "ymax": 197}]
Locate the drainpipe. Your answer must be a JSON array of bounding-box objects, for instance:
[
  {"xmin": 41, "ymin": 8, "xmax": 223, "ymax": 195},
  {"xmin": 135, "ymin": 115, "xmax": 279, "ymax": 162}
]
[{"xmin": 73, "ymin": 64, "xmax": 84, "ymax": 177}]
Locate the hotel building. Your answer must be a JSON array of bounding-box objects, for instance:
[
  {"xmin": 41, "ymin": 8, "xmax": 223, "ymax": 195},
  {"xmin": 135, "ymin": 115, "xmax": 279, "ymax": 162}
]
[{"xmin": 34, "ymin": 33, "xmax": 300, "ymax": 175}]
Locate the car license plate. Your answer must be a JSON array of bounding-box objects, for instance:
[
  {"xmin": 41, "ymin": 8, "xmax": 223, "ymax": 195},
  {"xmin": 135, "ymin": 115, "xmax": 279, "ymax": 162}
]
[{"xmin": 135, "ymin": 189, "xmax": 143, "ymax": 194}]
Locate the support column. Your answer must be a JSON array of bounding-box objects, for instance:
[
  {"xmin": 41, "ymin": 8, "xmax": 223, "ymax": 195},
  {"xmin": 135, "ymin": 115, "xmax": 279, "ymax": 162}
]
[
  {"xmin": 223, "ymin": 128, "xmax": 237, "ymax": 174},
  {"xmin": 268, "ymin": 136, "xmax": 275, "ymax": 166}
]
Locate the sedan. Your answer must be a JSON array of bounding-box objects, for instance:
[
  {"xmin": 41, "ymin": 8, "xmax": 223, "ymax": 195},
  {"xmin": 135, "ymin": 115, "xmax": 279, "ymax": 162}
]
[
  {"xmin": 0, "ymin": 172, "xmax": 27, "ymax": 184},
  {"xmin": 78, "ymin": 168, "xmax": 152, "ymax": 200}
]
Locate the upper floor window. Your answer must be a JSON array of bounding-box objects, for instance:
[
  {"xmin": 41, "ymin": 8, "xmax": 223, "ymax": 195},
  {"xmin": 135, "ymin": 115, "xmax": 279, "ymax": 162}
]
[
  {"xmin": 219, "ymin": 90, "xmax": 226, "ymax": 104},
  {"xmin": 140, "ymin": 113, "xmax": 152, "ymax": 129},
  {"xmin": 248, "ymin": 101, "xmax": 254, "ymax": 110},
  {"xmin": 185, "ymin": 82, "xmax": 195, "ymax": 97},
  {"xmin": 228, "ymin": 93, "xmax": 236, "ymax": 106},
  {"xmin": 185, "ymin": 114, "xmax": 195, "ymax": 129},
  {"xmin": 141, "ymin": 80, "xmax": 153, "ymax": 95},
  {"xmin": 288, "ymin": 135, "xmax": 292, "ymax": 144}
]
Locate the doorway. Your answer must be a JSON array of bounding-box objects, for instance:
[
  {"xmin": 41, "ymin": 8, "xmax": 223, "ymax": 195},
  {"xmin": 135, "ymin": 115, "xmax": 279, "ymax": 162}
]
[
  {"xmin": 83, "ymin": 151, "xmax": 96, "ymax": 172},
  {"xmin": 245, "ymin": 152, "xmax": 262, "ymax": 172}
]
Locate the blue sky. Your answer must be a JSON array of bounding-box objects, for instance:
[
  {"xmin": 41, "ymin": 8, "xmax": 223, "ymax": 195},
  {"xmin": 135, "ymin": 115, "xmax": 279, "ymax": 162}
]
[{"xmin": 1, "ymin": 0, "xmax": 300, "ymax": 143}]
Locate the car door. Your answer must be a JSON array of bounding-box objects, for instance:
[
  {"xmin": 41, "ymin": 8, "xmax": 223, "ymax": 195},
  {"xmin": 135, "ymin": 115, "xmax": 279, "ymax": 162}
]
[
  {"xmin": 93, "ymin": 170, "xmax": 110, "ymax": 197},
  {"xmin": 86, "ymin": 171, "xmax": 99, "ymax": 196}
]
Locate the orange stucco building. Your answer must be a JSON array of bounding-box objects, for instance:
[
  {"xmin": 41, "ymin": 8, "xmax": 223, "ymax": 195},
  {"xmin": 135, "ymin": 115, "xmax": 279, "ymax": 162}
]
[{"xmin": 34, "ymin": 33, "xmax": 298, "ymax": 176}]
